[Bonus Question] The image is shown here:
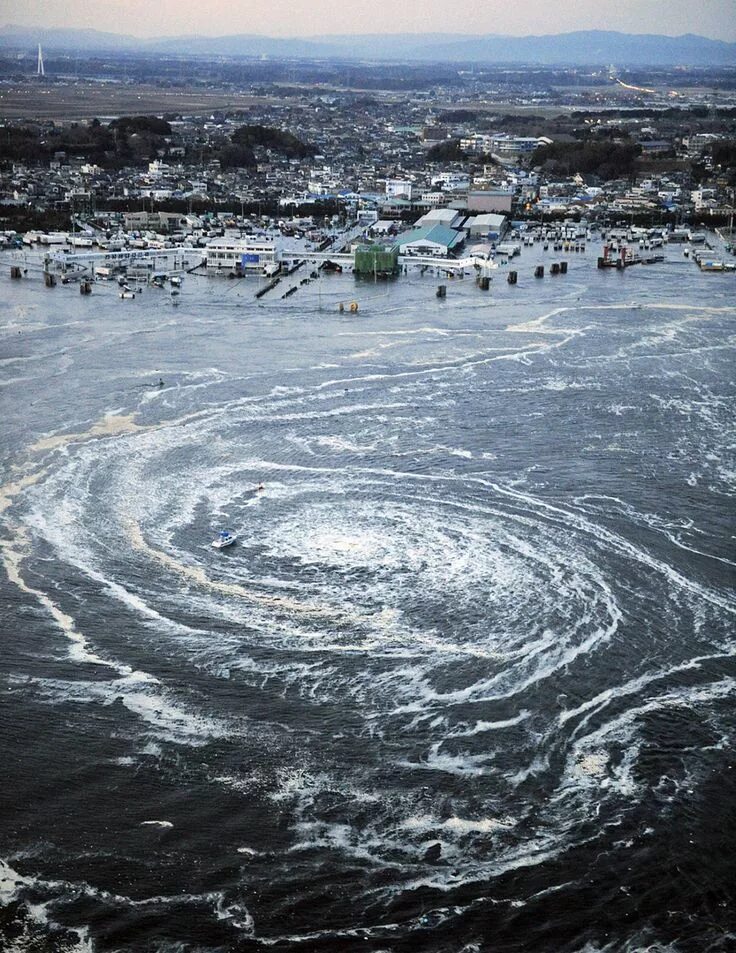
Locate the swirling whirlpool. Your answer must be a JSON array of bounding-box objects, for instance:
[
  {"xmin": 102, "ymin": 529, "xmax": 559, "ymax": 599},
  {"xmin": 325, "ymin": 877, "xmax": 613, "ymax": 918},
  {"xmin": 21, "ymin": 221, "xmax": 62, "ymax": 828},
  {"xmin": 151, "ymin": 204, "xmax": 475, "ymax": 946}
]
[{"xmin": 2, "ymin": 294, "xmax": 735, "ymax": 952}]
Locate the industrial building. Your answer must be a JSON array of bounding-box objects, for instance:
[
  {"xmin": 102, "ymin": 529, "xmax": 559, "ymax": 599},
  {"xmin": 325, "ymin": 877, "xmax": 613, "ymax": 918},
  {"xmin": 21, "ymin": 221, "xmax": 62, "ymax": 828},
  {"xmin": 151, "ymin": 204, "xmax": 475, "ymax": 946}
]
[
  {"xmin": 394, "ymin": 223, "xmax": 465, "ymax": 257},
  {"xmin": 414, "ymin": 208, "xmax": 466, "ymax": 230},
  {"xmin": 467, "ymin": 213, "xmax": 507, "ymax": 240}
]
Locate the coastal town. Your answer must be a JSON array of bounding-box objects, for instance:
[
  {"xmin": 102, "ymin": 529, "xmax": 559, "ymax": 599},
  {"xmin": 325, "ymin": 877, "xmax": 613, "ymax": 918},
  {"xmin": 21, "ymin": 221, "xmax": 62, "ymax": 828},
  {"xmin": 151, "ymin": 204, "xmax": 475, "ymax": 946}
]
[{"xmin": 1, "ymin": 55, "xmax": 735, "ymax": 280}]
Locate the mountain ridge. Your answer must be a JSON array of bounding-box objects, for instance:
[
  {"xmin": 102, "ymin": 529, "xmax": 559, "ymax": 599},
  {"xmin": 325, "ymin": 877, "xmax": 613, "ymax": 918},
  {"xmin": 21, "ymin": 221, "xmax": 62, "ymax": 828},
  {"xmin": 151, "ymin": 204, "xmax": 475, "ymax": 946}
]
[{"xmin": 1, "ymin": 25, "xmax": 734, "ymax": 65}]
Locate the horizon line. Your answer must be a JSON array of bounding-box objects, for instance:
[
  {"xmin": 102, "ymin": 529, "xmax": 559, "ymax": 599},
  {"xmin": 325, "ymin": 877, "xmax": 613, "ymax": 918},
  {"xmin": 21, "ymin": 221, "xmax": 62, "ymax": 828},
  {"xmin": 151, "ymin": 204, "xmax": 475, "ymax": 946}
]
[{"xmin": 0, "ymin": 24, "xmax": 731, "ymax": 43}]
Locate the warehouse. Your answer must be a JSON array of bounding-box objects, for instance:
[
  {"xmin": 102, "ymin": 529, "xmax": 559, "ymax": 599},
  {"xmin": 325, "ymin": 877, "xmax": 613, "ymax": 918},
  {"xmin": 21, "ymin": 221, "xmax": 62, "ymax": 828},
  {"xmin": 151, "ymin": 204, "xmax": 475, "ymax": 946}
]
[
  {"xmin": 414, "ymin": 208, "xmax": 466, "ymax": 230},
  {"xmin": 394, "ymin": 224, "xmax": 465, "ymax": 257},
  {"xmin": 467, "ymin": 213, "xmax": 507, "ymax": 240}
]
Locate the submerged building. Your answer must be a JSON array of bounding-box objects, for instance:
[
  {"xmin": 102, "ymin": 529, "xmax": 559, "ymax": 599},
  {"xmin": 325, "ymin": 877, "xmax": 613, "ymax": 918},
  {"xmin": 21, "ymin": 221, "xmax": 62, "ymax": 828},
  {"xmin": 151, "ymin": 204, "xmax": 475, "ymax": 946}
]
[{"xmin": 205, "ymin": 236, "xmax": 279, "ymax": 274}]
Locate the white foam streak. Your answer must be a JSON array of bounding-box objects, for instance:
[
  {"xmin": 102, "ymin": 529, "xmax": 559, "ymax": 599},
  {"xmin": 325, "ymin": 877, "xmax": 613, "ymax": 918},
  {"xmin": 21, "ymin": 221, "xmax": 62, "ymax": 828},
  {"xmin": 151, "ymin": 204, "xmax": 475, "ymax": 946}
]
[
  {"xmin": 0, "ymin": 859, "xmax": 94, "ymax": 952},
  {"xmin": 0, "ymin": 526, "xmax": 124, "ymax": 672},
  {"xmin": 558, "ymin": 677, "xmax": 736, "ymax": 801}
]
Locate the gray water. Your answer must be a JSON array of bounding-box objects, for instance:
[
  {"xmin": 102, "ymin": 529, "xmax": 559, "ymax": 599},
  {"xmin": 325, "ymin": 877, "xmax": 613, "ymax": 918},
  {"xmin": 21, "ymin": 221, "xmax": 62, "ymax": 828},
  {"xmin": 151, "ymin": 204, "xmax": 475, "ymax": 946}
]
[{"xmin": 1, "ymin": 248, "xmax": 734, "ymax": 952}]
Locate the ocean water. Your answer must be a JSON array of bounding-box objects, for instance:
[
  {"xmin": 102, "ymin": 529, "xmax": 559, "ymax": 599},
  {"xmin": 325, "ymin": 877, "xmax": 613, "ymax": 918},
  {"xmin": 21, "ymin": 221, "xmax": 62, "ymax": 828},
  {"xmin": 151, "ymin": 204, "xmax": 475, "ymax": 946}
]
[{"xmin": 1, "ymin": 249, "xmax": 734, "ymax": 952}]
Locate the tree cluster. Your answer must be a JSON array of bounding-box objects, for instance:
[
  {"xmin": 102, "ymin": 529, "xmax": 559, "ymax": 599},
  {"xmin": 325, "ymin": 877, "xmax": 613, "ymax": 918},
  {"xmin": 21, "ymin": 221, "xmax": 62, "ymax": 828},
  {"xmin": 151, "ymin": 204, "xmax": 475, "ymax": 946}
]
[
  {"xmin": 0, "ymin": 116, "xmax": 173, "ymax": 168},
  {"xmin": 232, "ymin": 125, "xmax": 316, "ymax": 158},
  {"xmin": 109, "ymin": 116, "xmax": 172, "ymax": 136},
  {"xmin": 437, "ymin": 109, "xmax": 478, "ymax": 124},
  {"xmin": 426, "ymin": 139, "xmax": 466, "ymax": 162},
  {"xmin": 0, "ymin": 122, "xmax": 119, "ymax": 165},
  {"xmin": 533, "ymin": 140, "xmax": 642, "ymax": 180},
  {"xmin": 707, "ymin": 140, "xmax": 736, "ymax": 185},
  {"xmin": 217, "ymin": 124, "xmax": 317, "ymax": 170}
]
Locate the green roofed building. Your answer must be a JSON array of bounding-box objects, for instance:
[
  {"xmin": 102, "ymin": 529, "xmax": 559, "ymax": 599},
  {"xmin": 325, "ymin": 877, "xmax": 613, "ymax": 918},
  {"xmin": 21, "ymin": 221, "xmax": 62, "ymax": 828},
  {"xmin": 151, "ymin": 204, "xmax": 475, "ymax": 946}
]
[
  {"xmin": 354, "ymin": 242, "xmax": 399, "ymax": 278},
  {"xmin": 394, "ymin": 223, "xmax": 465, "ymax": 257}
]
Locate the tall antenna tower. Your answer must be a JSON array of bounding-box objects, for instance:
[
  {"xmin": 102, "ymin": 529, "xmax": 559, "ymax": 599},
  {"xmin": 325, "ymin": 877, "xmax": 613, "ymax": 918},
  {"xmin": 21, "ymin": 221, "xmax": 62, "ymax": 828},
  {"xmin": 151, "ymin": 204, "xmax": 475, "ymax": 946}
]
[{"xmin": 37, "ymin": 43, "xmax": 45, "ymax": 77}]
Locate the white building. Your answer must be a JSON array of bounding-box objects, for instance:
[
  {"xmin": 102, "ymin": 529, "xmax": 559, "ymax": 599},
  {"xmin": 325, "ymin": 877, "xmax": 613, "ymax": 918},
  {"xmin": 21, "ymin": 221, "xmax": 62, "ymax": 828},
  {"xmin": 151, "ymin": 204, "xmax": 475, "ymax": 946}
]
[
  {"xmin": 357, "ymin": 208, "xmax": 379, "ymax": 225},
  {"xmin": 385, "ymin": 179, "xmax": 414, "ymax": 199},
  {"xmin": 460, "ymin": 134, "xmax": 494, "ymax": 155},
  {"xmin": 691, "ymin": 188, "xmax": 716, "ymax": 208},
  {"xmin": 467, "ymin": 213, "xmax": 507, "ymax": 239},
  {"xmin": 148, "ymin": 160, "xmax": 169, "ymax": 177},
  {"xmin": 683, "ymin": 133, "xmax": 720, "ymax": 155},
  {"xmin": 430, "ymin": 171, "xmax": 470, "ymax": 191},
  {"xmin": 414, "ymin": 208, "xmax": 466, "ymax": 230},
  {"xmin": 420, "ymin": 191, "xmax": 448, "ymax": 207},
  {"xmin": 460, "ymin": 134, "xmax": 546, "ymax": 160},
  {"xmin": 369, "ymin": 220, "xmax": 397, "ymax": 236},
  {"xmin": 506, "ymin": 169, "xmax": 538, "ymax": 187},
  {"xmin": 206, "ymin": 236, "xmax": 279, "ymax": 274}
]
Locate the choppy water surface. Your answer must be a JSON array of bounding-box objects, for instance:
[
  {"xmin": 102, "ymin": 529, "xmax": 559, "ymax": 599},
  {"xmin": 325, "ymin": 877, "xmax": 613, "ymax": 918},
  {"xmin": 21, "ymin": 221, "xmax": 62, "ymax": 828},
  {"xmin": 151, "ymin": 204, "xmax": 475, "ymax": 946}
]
[{"xmin": 1, "ymin": 252, "xmax": 735, "ymax": 952}]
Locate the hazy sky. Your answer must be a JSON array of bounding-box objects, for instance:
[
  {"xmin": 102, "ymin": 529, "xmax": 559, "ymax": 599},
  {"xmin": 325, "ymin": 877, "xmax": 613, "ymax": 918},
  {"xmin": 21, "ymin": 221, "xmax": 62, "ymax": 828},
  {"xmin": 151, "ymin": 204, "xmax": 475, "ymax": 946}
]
[{"xmin": 1, "ymin": 0, "xmax": 735, "ymax": 41}]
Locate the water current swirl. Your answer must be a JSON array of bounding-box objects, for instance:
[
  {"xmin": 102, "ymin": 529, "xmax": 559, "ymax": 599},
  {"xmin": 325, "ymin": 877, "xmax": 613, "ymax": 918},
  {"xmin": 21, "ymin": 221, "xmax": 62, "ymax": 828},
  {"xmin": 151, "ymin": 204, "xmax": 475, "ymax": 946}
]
[{"xmin": 1, "ymin": 266, "xmax": 735, "ymax": 951}]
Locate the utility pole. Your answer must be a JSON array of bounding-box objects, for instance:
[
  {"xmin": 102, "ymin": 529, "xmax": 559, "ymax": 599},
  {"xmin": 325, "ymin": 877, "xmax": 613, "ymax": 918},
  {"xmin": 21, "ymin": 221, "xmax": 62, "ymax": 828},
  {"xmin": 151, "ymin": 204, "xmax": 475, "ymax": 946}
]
[{"xmin": 37, "ymin": 44, "xmax": 45, "ymax": 77}]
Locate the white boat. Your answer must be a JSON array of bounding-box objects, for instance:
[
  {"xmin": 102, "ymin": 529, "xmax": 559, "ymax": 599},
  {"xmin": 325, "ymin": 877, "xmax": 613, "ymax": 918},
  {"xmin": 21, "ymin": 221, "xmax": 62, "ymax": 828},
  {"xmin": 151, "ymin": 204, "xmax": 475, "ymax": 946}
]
[{"xmin": 211, "ymin": 530, "xmax": 237, "ymax": 549}]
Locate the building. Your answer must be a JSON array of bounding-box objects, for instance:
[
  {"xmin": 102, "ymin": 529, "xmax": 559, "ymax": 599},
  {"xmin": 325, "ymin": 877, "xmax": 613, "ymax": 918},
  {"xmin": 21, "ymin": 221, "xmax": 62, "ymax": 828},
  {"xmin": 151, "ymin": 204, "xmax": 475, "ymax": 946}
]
[
  {"xmin": 422, "ymin": 125, "xmax": 450, "ymax": 142},
  {"xmin": 683, "ymin": 133, "xmax": 721, "ymax": 155},
  {"xmin": 431, "ymin": 171, "xmax": 471, "ymax": 192},
  {"xmin": 467, "ymin": 190, "xmax": 514, "ymax": 214},
  {"xmin": 369, "ymin": 219, "xmax": 398, "ymax": 236},
  {"xmin": 467, "ymin": 213, "xmax": 507, "ymax": 240},
  {"xmin": 638, "ymin": 140, "xmax": 672, "ymax": 155},
  {"xmin": 490, "ymin": 135, "xmax": 542, "ymax": 158},
  {"xmin": 379, "ymin": 197, "xmax": 415, "ymax": 219},
  {"xmin": 123, "ymin": 210, "xmax": 189, "ymax": 234},
  {"xmin": 419, "ymin": 191, "xmax": 447, "ymax": 207},
  {"xmin": 385, "ymin": 179, "xmax": 413, "ymax": 199},
  {"xmin": 690, "ymin": 188, "xmax": 716, "ymax": 208},
  {"xmin": 206, "ymin": 235, "xmax": 279, "ymax": 273},
  {"xmin": 414, "ymin": 208, "xmax": 466, "ymax": 230},
  {"xmin": 467, "ymin": 242, "xmax": 495, "ymax": 260},
  {"xmin": 394, "ymin": 224, "xmax": 465, "ymax": 257},
  {"xmin": 460, "ymin": 134, "xmax": 494, "ymax": 155}
]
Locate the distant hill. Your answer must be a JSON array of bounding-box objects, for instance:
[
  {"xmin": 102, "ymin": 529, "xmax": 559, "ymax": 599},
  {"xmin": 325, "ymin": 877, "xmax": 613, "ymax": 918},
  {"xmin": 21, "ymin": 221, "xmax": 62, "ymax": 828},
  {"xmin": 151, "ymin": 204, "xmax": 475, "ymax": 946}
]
[
  {"xmin": 0, "ymin": 24, "xmax": 142, "ymax": 51},
  {"xmin": 1, "ymin": 25, "xmax": 734, "ymax": 66},
  {"xmin": 417, "ymin": 30, "xmax": 736, "ymax": 66}
]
